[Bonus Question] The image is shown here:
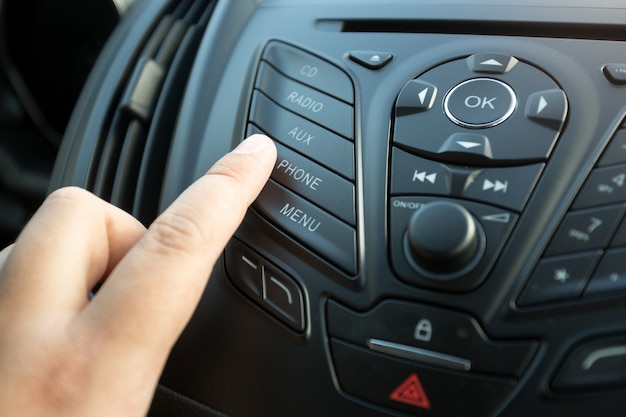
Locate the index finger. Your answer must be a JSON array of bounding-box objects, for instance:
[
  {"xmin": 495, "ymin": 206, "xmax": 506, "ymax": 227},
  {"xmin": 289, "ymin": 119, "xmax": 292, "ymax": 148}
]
[{"xmin": 82, "ymin": 134, "xmax": 276, "ymax": 357}]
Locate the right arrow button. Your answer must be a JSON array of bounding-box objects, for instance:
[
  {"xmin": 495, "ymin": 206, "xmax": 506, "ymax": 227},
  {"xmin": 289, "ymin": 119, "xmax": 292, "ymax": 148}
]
[{"xmin": 525, "ymin": 89, "xmax": 568, "ymax": 127}]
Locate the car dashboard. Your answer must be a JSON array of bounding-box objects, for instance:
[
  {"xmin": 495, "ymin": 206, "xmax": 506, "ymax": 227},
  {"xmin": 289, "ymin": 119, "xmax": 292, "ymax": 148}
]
[{"xmin": 48, "ymin": 0, "xmax": 626, "ymax": 416}]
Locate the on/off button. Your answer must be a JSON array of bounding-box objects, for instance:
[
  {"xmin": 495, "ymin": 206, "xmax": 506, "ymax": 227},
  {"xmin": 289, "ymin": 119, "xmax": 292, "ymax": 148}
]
[{"xmin": 444, "ymin": 78, "xmax": 517, "ymax": 128}]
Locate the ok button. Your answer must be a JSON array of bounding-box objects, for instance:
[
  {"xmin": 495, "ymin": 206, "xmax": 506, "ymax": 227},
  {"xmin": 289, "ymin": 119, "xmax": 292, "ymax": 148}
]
[{"xmin": 444, "ymin": 78, "xmax": 517, "ymax": 128}]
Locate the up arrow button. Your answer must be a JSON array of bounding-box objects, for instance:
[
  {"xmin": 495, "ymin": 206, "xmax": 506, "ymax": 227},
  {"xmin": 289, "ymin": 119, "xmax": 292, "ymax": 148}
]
[
  {"xmin": 525, "ymin": 89, "xmax": 568, "ymax": 127},
  {"xmin": 467, "ymin": 53, "xmax": 519, "ymax": 74}
]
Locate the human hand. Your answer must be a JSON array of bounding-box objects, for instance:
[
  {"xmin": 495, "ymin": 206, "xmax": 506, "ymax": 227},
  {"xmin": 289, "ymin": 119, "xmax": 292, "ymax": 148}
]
[{"xmin": 0, "ymin": 134, "xmax": 276, "ymax": 417}]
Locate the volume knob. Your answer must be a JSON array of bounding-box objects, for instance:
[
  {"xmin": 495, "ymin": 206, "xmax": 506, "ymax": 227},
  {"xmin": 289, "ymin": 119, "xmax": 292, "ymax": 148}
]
[{"xmin": 405, "ymin": 201, "xmax": 485, "ymax": 278}]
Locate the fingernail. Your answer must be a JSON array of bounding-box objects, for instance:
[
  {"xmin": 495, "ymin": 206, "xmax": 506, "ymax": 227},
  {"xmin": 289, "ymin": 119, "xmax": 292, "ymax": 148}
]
[{"xmin": 232, "ymin": 134, "xmax": 271, "ymax": 155}]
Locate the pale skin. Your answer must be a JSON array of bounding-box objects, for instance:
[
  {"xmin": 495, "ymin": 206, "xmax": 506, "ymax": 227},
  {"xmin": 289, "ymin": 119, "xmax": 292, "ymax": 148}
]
[{"xmin": 0, "ymin": 134, "xmax": 277, "ymax": 416}]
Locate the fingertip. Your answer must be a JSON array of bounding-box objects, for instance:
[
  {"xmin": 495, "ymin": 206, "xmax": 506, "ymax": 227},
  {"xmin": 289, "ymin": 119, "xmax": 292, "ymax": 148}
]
[{"xmin": 232, "ymin": 134, "xmax": 276, "ymax": 156}]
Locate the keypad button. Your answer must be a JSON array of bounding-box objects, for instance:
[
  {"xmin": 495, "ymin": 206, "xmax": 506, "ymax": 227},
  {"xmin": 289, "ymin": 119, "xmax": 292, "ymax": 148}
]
[
  {"xmin": 598, "ymin": 129, "xmax": 626, "ymax": 167},
  {"xmin": 545, "ymin": 204, "xmax": 626, "ymax": 256},
  {"xmin": 573, "ymin": 164, "xmax": 626, "ymax": 209},
  {"xmin": 584, "ymin": 248, "xmax": 626, "ymax": 297},
  {"xmin": 517, "ymin": 252, "xmax": 601, "ymax": 307}
]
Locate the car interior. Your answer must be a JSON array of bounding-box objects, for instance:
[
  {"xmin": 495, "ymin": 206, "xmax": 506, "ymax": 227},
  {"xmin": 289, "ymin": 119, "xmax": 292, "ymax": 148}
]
[{"xmin": 2, "ymin": 0, "xmax": 626, "ymax": 416}]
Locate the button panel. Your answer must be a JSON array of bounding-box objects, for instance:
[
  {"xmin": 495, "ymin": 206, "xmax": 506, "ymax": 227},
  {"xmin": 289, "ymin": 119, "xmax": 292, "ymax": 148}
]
[
  {"xmin": 249, "ymin": 91, "xmax": 355, "ymax": 180},
  {"xmin": 255, "ymin": 61, "xmax": 354, "ymax": 138},
  {"xmin": 393, "ymin": 55, "xmax": 567, "ymax": 163},
  {"xmin": 247, "ymin": 41, "xmax": 357, "ymax": 277},
  {"xmin": 519, "ymin": 122, "xmax": 626, "ymax": 307}
]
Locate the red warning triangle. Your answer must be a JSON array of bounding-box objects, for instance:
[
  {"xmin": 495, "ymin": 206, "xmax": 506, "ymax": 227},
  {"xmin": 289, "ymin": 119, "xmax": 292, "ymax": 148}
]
[{"xmin": 389, "ymin": 373, "xmax": 431, "ymax": 409}]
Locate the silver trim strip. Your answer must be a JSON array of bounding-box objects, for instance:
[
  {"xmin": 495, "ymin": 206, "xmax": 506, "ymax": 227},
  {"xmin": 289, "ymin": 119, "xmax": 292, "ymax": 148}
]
[{"xmin": 367, "ymin": 339, "xmax": 472, "ymax": 372}]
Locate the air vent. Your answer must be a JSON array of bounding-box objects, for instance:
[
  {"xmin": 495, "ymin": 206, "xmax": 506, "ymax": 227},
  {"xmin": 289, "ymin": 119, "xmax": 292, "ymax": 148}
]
[{"xmin": 88, "ymin": 0, "xmax": 216, "ymax": 225}]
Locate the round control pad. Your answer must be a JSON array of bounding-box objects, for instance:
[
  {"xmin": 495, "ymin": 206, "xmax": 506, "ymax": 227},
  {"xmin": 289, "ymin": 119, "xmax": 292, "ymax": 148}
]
[
  {"xmin": 444, "ymin": 78, "xmax": 517, "ymax": 128},
  {"xmin": 405, "ymin": 201, "xmax": 486, "ymax": 278}
]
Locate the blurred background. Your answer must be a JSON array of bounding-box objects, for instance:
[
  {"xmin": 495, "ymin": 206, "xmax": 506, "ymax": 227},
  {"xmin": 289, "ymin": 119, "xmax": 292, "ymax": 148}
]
[{"xmin": 0, "ymin": 0, "xmax": 130, "ymax": 247}]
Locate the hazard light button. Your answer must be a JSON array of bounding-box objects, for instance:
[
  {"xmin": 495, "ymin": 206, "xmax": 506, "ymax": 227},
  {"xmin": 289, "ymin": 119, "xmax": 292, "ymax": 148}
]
[{"xmin": 330, "ymin": 339, "xmax": 515, "ymax": 417}]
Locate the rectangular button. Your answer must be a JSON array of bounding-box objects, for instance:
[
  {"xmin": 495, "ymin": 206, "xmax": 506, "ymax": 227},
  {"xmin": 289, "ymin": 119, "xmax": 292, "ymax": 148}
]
[
  {"xmin": 255, "ymin": 180, "xmax": 357, "ymax": 275},
  {"xmin": 249, "ymin": 92, "xmax": 355, "ymax": 180},
  {"xmin": 545, "ymin": 204, "xmax": 626, "ymax": 256},
  {"xmin": 272, "ymin": 141, "xmax": 355, "ymax": 225},
  {"xmin": 462, "ymin": 163, "xmax": 544, "ymax": 212},
  {"xmin": 255, "ymin": 62, "xmax": 353, "ymax": 139},
  {"xmin": 225, "ymin": 240, "xmax": 305, "ymax": 332},
  {"xmin": 391, "ymin": 148, "xmax": 452, "ymax": 196},
  {"xmin": 584, "ymin": 247, "xmax": 626, "ymax": 297},
  {"xmin": 262, "ymin": 41, "xmax": 353, "ymax": 103},
  {"xmin": 262, "ymin": 264, "xmax": 305, "ymax": 332},
  {"xmin": 224, "ymin": 240, "xmax": 263, "ymax": 300},
  {"xmin": 517, "ymin": 252, "xmax": 601, "ymax": 307},
  {"xmin": 574, "ymin": 164, "xmax": 626, "ymax": 209}
]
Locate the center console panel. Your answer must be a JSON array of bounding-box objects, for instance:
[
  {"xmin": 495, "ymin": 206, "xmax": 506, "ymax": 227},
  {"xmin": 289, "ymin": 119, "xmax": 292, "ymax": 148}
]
[{"xmin": 51, "ymin": 1, "xmax": 626, "ymax": 416}]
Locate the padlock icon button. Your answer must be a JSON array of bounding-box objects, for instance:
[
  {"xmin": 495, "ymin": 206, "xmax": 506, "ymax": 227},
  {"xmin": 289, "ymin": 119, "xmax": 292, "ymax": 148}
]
[{"xmin": 414, "ymin": 319, "xmax": 433, "ymax": 342}]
